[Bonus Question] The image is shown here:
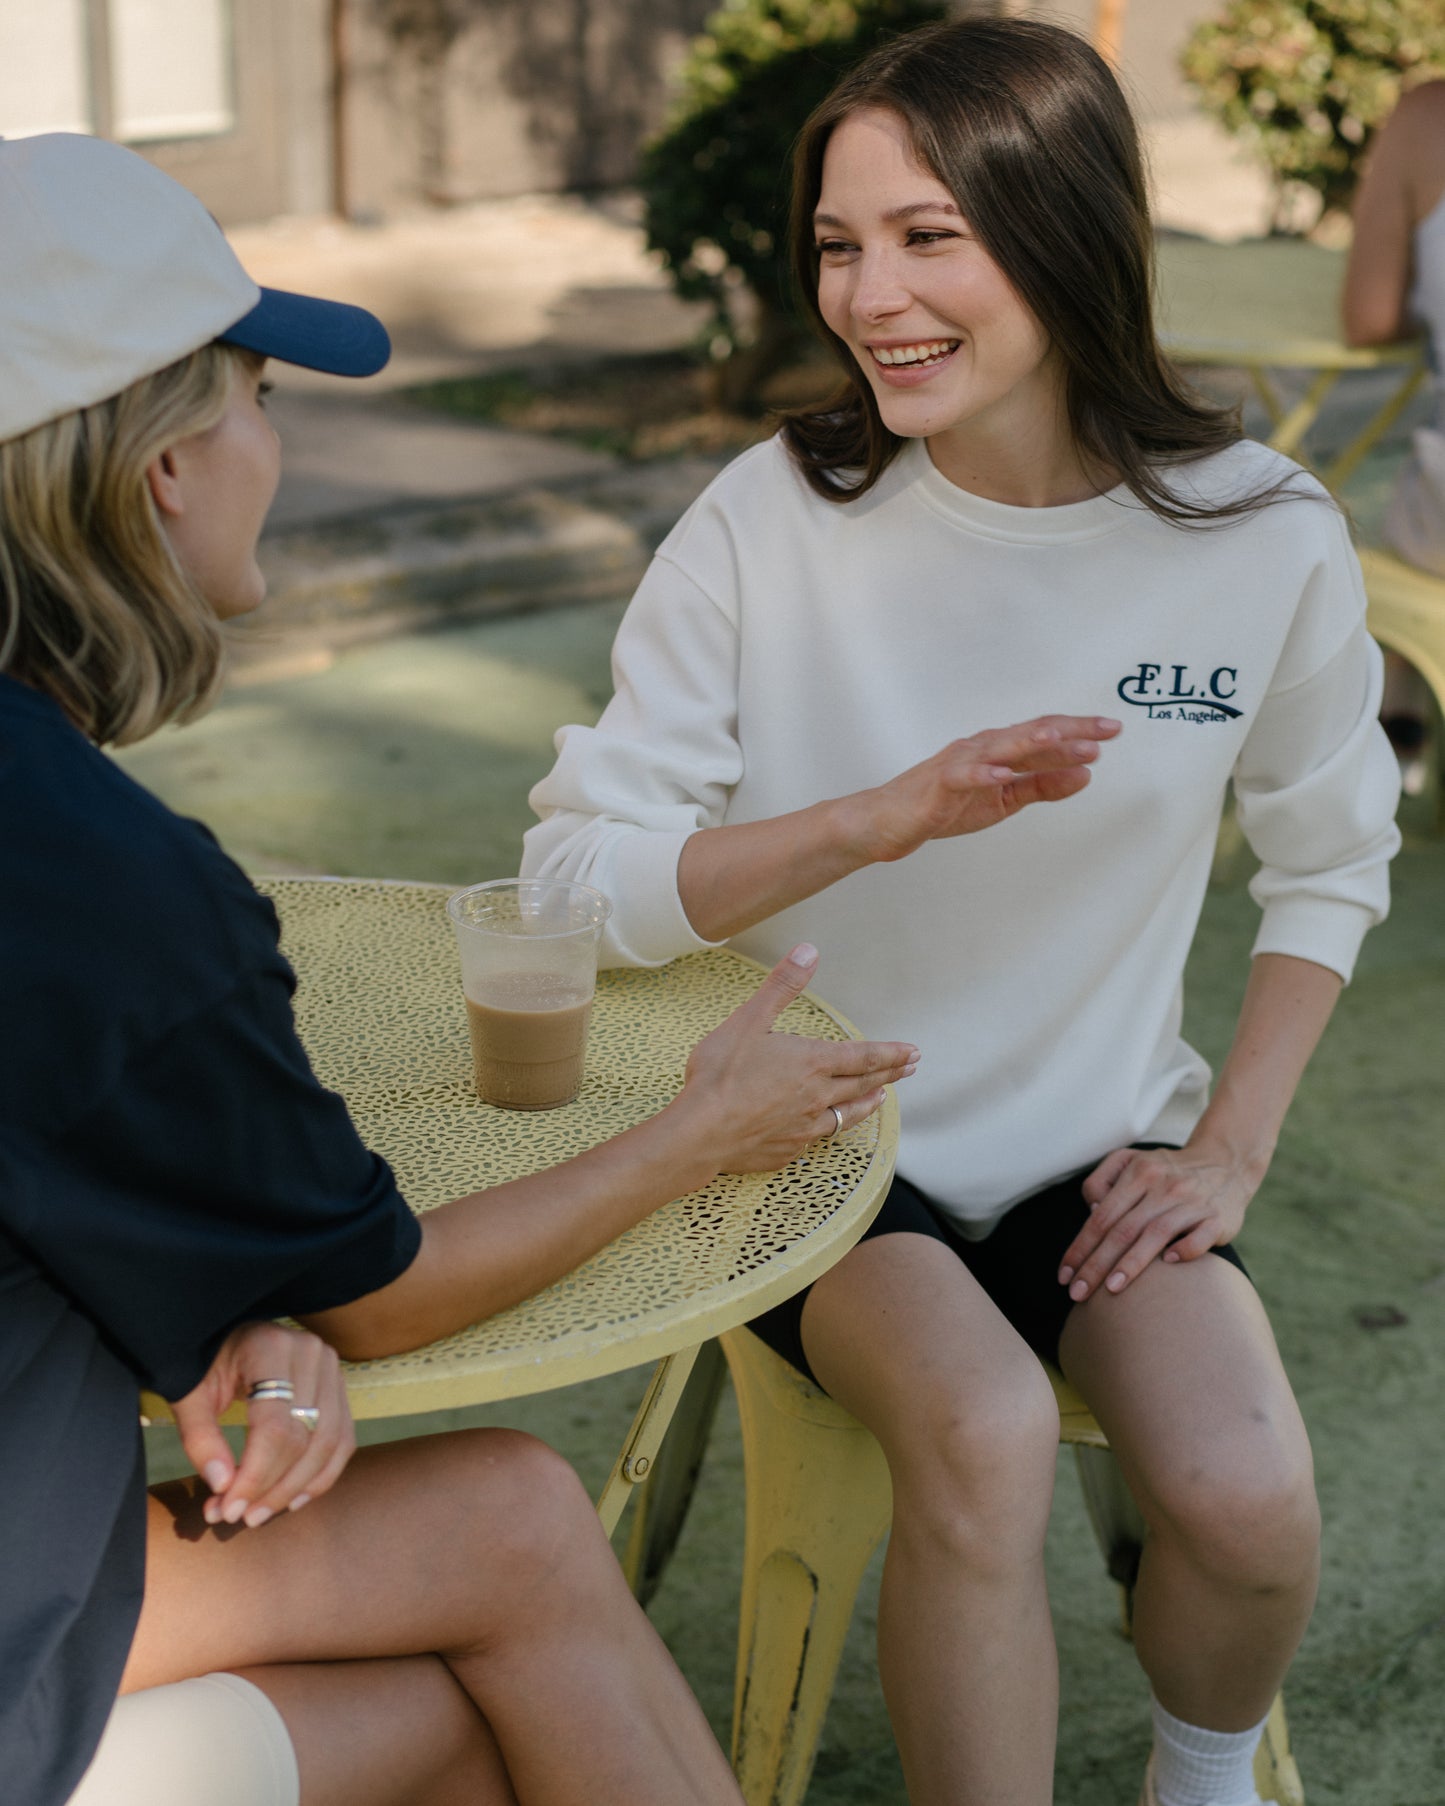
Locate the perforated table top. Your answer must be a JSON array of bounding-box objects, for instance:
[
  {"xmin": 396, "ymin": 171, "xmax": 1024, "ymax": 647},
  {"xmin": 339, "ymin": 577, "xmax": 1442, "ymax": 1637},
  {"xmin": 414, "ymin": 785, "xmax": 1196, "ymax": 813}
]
[{"xmin": 249, "ymin": 878, "xmax": 897, "ymax": 1415}]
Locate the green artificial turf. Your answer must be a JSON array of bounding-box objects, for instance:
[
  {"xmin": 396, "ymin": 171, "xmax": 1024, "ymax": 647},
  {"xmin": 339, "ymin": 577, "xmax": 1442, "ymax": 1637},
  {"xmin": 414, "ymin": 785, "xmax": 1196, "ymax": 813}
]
[{"xmin": 126, "ymin": 596, "xmax": 1445, "ymax": 1805}]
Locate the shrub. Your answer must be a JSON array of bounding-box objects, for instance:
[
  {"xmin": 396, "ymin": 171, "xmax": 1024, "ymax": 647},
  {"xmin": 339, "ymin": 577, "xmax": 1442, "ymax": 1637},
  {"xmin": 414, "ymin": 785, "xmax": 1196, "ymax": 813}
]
[
  {"xmin": 1181, "ymin": 0, "xmax": 1445, "ymax": 225},
  {"xmin": 639, "ymin": 0, "xmax": 948, "ymax": 401}
]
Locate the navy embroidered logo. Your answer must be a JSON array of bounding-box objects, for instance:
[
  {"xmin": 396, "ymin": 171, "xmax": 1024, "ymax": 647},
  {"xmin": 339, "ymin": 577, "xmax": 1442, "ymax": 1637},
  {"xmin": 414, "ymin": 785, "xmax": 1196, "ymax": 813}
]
[{"xmin": 1115, "ymin": 662, "xmax": 1242, "ymax": 723}]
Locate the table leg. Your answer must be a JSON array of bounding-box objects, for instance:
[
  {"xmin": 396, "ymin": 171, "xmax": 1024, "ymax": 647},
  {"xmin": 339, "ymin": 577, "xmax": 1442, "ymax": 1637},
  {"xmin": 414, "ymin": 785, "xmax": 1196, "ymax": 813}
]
[
  {"xmin": 621, "ymin": 1338, "xmax": 730, "ymax": 1604},
  {"xmin": 1266, "ymin": 367, "xmax": 1342, "ymax": 462},
  {"xmin": 1250, "ymin": 366, "xmax": 1288, "ymax": 431},
  {"xmin": 595, "ymin": 1343, "xmax": 704, "ymax": 1536},
  {"xmin": 1323, "ymin": 363, "xmax": 1428, "ymax": 491}
]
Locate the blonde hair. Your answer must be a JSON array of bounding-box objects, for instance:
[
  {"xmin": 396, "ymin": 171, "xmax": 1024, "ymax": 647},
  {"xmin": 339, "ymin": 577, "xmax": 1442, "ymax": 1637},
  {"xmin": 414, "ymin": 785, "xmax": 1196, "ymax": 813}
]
[{"xmin": 0, "ymin": 341, "xmax": 249, "ymax": 746}]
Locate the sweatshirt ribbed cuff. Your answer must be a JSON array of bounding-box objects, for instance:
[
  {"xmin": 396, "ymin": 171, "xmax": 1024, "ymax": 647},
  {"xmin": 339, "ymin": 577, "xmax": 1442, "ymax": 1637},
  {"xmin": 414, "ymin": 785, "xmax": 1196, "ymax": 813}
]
[
  {"xmin": 1250, "ymin": 893, "xmax": 1379, "ymax": 984},
  {"xmin": 599, "ymin": 828, "xmax": 724, "ymax": 968}
]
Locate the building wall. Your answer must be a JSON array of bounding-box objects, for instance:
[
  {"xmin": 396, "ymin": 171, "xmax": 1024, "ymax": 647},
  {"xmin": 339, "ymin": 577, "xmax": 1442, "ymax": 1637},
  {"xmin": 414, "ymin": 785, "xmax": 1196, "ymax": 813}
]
[
  {"xmin": 0, "ymin": 0, "xmax": 716, "ymax": 224},
  {"xmin": 143, "ymin": 0, "xmax": 333, "ymax": 223},
  {"xmin": 2, "ymin": 0, "xmax": 1229, "ymax": 227},
  {"xmin": 341, "ymin": 0, "xmax": 715, "ymax": 218}
]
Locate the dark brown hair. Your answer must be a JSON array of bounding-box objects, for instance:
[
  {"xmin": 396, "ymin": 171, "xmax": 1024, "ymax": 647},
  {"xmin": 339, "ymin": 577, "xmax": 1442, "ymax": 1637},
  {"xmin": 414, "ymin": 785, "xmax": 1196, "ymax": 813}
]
[{"xmin": 780, "ymin": 17, "xmax": 1287, "ymax": 525}]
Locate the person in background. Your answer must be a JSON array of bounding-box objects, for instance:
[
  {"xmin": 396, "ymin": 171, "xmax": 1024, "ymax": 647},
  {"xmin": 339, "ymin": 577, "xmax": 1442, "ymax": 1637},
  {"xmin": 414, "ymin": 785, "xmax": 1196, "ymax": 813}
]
[
  {"xmin": 525, "ymin": 18, "xmax": 1402, "ymax": 1806},
  {"xmin": 0, "ymin": 132, "xmax": 917, "ymax": 1806},
  {"xmin": 1343, "ymin": 78, "xmax": 1445, "ymax": 790}
]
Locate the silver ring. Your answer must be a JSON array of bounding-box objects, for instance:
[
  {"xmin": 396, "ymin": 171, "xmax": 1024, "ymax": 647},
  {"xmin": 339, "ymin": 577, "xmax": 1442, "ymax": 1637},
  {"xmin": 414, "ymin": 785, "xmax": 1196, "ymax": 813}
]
[
  {"xmin": 825, "ymin": 1104, "xmax": 844, "ymax": 1138},
  {"xmin": 247, "ymin": 1379, "xmax": 295, "ymax": 1403},
  {"xmin": 289, "ymin": 1405, "xmax": 321, "ymax": 1434}
]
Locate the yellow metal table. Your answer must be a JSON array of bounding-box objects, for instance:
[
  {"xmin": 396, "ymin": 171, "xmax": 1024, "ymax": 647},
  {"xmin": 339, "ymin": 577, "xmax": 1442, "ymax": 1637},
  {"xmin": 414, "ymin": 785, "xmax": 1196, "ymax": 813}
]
[
  {"xmin": 1157, "ymin": 235, "xmax": 1427, "ymax": 490},
  {"xmin": 143, "ymin": 876, "xmax": 898, "ymax": 1534}
]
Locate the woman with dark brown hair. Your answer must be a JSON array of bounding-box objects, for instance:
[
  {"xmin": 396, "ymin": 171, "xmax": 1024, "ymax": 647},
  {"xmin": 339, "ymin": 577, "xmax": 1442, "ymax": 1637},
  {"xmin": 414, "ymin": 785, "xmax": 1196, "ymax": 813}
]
[{"xmin": 525, "ymin": 17, "xmax": 1402, "ymax": 1805}]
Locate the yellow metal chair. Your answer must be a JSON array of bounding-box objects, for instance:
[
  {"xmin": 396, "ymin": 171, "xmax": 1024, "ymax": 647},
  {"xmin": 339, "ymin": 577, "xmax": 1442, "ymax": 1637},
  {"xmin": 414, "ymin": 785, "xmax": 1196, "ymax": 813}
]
[{"xmin": 625, "ymin": 1329, "xmax": 1304, "ymax": 1806}]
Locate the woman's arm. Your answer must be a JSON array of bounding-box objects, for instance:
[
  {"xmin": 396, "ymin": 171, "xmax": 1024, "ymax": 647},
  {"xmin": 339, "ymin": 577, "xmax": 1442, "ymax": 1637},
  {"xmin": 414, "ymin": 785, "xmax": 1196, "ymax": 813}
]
[
  {"xmin": 1061, "ymin": 503, "xmax": 1400, "ymax": 1300},
  {"xmin": 1056, "ymin": 952, "xmax": 1341, "ymax": 1300},
  {"xmin": 677, "ymin": 714, "xmax": 1120, "ymax": 942},
  {"xmin": 301, "ymin": 945, "xmax": 918, "ymax": 1359},
  {"xmin": 1342, "ymin": 90, "xmax": 1431, "ymax": 347}
]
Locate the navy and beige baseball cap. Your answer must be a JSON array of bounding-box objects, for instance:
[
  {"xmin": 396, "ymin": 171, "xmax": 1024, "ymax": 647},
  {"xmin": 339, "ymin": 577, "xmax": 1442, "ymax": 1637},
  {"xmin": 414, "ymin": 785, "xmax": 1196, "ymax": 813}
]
[{"xmin": 0, "ymin": 132, "xmax": 390, "ymax": 441}]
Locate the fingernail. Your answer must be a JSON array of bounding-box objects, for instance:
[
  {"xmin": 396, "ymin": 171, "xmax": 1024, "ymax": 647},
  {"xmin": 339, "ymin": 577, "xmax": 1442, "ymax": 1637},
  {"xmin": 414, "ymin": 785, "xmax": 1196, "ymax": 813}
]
[
  {"xmin": 203, "ymin": 1498, "xmax": 223, "ymax": 1525},
  {"xmin": 1106, "ymin": 1272, "xmax": 1126, "ymax": 1293},
  {"xmin": 1069, "ymin": 1279, "xmax": 1089, "ymax": 1301},
  {"xmin": 288, "ymin": 1493, "xmax": 312, "ymax": 1513},
  {"xmin": 791, "ymin": 943, "xmax": 819, "ymax": 969},
  {"xmin": 1058, "ymin": 1266, "xmax": 1074, "ymax": 1285},
  {"xmin": 203, "ymin": 1460, "xmax": 229, "ymax": 1493},
  {"xmin": 902, "ymin": 1062, "xmax": 918, "ymax": 1077},
  {"xmin": 1098, "ymin": 717, "xmax": 1121, "ymax": 730},
  {"xmin": 244, "ymin": 1505, "xmax": 273, "ymax": 1529},
  {"xmin": 223, "ymin": 1498, "xmax": 249, "ymax": 1525},
  {"xmin": 1163, "ymin": 1250, "xmax": 1179, "ymax": 1263}
]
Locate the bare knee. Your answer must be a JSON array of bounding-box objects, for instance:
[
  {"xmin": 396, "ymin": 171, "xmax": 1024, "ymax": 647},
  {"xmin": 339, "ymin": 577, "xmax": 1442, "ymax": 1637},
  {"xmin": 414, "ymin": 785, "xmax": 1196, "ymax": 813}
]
[
  {"xmin": 1138, "ymin": 1425, "xmax": 1320, "ymax": 1595},
  {"xmin": 425, "ymin": 1428, "xmax": 609, "ymax": 1606},
  {"xmin": 888, "ymin": 1357, "xmax": 1060, "ymax": 1575}
]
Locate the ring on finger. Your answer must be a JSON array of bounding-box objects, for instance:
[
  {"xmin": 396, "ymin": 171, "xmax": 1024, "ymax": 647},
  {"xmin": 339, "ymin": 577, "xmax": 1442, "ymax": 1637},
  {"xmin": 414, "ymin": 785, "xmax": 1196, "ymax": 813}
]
[
  {"xmin": 248, "ymin": 1379, "xmax": 295, "ymax": 1403},
  {"xmin": 289, "ymin": 1405, "xmax": 321, "ymax": 1434},
  {"xmin": 824, "ymin": 1104, "xmax": 844, "ymax": 1138}
]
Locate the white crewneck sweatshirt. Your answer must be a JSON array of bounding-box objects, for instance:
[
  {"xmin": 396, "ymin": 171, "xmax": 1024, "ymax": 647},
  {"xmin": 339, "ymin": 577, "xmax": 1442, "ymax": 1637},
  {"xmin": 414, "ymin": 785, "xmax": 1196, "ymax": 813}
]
[{"xmin": 523, "ymin": 435, "xmax": 1401, "ymax": 1233}]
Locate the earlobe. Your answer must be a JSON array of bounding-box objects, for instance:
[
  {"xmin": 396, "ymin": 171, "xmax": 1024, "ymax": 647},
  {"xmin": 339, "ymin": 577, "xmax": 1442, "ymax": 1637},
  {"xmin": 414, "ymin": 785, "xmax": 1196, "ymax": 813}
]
[{"xmin": 145, "ymin": 447, "xmax": 185, "ymax": 519}]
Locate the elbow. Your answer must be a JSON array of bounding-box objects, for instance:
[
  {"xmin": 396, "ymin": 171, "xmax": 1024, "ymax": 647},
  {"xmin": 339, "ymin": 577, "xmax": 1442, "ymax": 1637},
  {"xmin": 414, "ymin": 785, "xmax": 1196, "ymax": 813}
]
[
  {"xmin": 1340, "ymin": 297, "xmax": 1407, "ymax": 349},
  {"xmin": 298, "ymin": 1298, "xmax": 443, "ymax": 1365}
]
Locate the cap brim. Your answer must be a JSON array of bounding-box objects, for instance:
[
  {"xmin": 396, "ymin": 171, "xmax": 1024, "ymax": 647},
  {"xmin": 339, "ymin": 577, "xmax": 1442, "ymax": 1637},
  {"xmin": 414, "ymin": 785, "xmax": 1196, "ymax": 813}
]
[{"xmin": 219, "ymin": 287, "xmax": 391, "ymax": 377}]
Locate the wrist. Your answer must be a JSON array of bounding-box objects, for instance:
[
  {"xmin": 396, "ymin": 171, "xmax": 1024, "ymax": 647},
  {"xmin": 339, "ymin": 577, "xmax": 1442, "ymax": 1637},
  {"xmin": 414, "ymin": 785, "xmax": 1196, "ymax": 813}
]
[
  {"xmin": 650, "ymin": 1089, "xmax": 732, "ymax": 1194},
  {"xmin": 1187, "ymin": 1117, "xmax": 1275, "ymax": 1186},
  {"xmin": 827, "ymin": 789, "xmax": 897, "ymax": 869}
]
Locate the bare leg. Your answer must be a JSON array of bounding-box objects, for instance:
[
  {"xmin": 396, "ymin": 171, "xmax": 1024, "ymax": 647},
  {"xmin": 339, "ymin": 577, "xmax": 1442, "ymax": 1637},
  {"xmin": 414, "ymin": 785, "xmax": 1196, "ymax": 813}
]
[
  {"xmin": 800, "ymin": 1234, "xmax": 1061, "ymax": 1806},
  {"xmin": 236, "ymin": 1656, "xmax": 519, "ymax": 1806},
  {"xmin": 126, "ymin": 1428, "xmax": 742, "ymax": 1806},
  {"xmin": 1058, "ymin": 1256, "xmax": 1320, "ymax": 1730}
]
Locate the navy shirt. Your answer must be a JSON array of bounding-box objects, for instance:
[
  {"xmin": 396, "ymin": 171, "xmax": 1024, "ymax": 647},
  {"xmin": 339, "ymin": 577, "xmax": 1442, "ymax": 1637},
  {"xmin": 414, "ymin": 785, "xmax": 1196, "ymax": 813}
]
[{"xmin": 0, "ymin": 675, "xmax": 421, "ymax": 1806}]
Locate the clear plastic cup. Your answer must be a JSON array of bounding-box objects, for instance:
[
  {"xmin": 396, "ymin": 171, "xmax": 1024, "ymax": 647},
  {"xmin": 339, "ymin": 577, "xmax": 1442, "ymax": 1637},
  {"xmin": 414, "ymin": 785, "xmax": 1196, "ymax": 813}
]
[{"xmin": 446, "ymin": 879, "xmax": 613, "ymax": 1109}]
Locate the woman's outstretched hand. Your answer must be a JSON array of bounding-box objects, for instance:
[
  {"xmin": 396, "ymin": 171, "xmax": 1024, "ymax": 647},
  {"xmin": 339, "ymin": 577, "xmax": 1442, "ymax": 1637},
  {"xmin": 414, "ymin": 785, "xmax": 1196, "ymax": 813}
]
[
  {"xmin": 1056, "ymin": 1140, "xmax": 1261, "ymax": 1302},
  {"xmin": 170, "ymin": 1319, "xmax": 356, "ymax": 1530},
  {"xmin": 851, "ymin": 715, "xmax": 1121, "ymax": 864},
  {"xmin": 678, "ymin": 943, "xmax": 918, "ymax": 1173}
]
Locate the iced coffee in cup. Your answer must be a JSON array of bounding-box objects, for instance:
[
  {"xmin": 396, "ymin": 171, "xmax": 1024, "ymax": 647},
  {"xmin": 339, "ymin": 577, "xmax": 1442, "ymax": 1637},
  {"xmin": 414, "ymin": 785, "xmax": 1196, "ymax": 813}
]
[{"xmin": 447, "ymin": 879, "xmax": 613, "ymax": 1109}]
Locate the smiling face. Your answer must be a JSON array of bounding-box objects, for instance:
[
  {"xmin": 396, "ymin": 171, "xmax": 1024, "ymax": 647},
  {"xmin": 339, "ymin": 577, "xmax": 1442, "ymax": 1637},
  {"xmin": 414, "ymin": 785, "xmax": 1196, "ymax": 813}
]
[{"xmin": 813, "ymin": 108, "xmax": 1081, "ymax": 501}]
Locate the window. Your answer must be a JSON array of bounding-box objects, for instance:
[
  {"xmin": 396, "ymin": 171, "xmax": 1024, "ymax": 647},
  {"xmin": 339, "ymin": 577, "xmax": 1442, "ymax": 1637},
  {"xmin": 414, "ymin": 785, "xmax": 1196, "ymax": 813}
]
[
  {"xmin": 0, "ymin": 2, "xmax": 91, "ymax": 137},
  {"xmin": 0, "ymin": 0, "xmax": 234, "ymax": 143},
  {"xmin": 112, "ymin": 0, "xmax": 234, "ymax": 142}
]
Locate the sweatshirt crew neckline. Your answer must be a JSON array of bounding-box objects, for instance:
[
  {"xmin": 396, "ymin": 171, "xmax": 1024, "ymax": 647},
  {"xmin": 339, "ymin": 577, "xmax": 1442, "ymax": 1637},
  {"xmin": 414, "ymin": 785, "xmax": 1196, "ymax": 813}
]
[{"xmin": 901, "ymin": 438, "xmax": 1137, "ymax": 543}]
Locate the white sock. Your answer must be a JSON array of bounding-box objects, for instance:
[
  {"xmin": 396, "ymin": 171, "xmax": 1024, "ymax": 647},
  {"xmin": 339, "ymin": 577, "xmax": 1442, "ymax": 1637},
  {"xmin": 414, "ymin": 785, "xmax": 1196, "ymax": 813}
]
[{"xmin": 1149, "ymin": 1696, "xmax": 1268, "ymax": 1806}]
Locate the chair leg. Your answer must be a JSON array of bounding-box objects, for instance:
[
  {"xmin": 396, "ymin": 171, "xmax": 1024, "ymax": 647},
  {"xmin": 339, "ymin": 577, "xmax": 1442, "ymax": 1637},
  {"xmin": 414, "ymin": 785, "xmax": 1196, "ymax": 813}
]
[
  {"xmin": 620, "ymin": 1338, "xmax": 729, "ymax": 1606},
  {"xmin": 1255, "ymin": 1694, "xmax": 1305, "ymax": 1806},
  {"xmin": 1072, "ymin": 1443, "xmax": 1146, "ymax": 1634},
  {"xmin": 721, "ymin": 1327, "xmax": 893, "ymax": 1806}
]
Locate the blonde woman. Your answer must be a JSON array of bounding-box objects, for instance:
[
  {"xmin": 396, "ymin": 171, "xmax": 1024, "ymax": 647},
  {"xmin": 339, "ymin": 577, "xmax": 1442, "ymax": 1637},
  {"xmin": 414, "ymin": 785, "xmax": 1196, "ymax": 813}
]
[{"xmin": 0, "ymin": 134, "xmax": 917, "ymax": 1806}]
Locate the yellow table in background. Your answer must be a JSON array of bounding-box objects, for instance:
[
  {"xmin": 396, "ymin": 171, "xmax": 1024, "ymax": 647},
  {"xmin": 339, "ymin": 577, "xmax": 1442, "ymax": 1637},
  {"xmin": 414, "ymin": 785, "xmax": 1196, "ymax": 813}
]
[
  {"xmin": 142, "ymin": 876, "xmax": 898, "ymax": 1534},
  {"xmin": 1156, "ymin": 234, "xmax": 1427, "ymax": 490}
]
